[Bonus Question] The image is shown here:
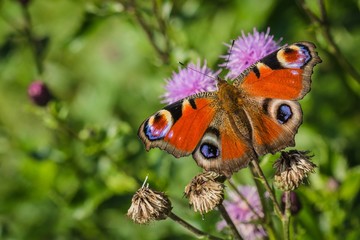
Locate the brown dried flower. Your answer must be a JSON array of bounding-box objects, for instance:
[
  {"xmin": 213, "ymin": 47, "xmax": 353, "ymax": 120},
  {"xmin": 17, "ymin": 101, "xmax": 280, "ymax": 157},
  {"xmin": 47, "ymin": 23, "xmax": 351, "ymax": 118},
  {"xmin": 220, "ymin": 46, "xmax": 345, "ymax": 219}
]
[
  {"xmin": 127, "ymin": 179, "xmax": 172, "ymax": 224},
  {"xmin": 184, "ymin": 171, "xmax": 225, "ymax": 215},
  {"xmin": 273, "ymin": 150, "xmax": 317, "ymax": 191}
]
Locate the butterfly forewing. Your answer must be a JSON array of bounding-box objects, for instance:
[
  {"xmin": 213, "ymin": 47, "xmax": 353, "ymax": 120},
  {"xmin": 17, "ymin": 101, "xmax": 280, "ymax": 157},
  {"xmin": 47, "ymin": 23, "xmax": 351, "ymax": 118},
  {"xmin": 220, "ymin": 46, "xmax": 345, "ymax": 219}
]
[
  {"xmin": 234, "ymin": 42, "xmax": 321, "ymax": 100},
  {"xmin": 138, "ymin": 93, "xmax": 217, "ymax": 157}
]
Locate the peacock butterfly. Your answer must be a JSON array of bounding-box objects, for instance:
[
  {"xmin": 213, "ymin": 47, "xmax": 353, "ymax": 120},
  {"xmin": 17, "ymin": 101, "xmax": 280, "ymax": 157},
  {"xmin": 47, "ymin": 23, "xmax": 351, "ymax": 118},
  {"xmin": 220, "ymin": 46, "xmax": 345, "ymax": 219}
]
[{"xmin": 138, "ymin": 42, "xmax": 321, "ymax": 177}]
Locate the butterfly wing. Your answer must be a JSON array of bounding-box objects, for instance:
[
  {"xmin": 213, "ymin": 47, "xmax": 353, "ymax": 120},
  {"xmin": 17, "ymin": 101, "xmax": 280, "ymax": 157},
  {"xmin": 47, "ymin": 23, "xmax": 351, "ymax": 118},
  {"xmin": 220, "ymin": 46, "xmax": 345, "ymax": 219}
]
[
  {"xmin": 242, "ymin": 98, "xmax": 304, "ymax": 156},
  {"xmin": 234, "ymin": 42, "xmax": 321, "ymax": 100},
  {"xmin": 191, "ymin": 106, "xmax": 257, "ymax": 176},
  {"xmin": 234, "ymin": 42, "xmax": 321, "ymax": 156},
  {"xmin": 138, "ymin": 92, "xmax": 257, "ymax": 176},
  {"xmin": 138, "ymin": 93, "xmax": 217, "ymax": 158}
]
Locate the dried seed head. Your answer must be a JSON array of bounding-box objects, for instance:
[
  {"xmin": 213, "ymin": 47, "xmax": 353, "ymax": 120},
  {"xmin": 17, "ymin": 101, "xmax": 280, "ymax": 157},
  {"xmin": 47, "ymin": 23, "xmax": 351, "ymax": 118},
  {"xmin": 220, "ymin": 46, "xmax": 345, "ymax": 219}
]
[
  {"xmin": 273, "ymin": 150, "xmax": 317, "ymax": 191},
  {"xmin": 127, "ymin": 180, "xmax": 172, "ymax": 224},
  {"xmin": 184, "ymin": 171, "xmax": 225, "ymax": 215}
]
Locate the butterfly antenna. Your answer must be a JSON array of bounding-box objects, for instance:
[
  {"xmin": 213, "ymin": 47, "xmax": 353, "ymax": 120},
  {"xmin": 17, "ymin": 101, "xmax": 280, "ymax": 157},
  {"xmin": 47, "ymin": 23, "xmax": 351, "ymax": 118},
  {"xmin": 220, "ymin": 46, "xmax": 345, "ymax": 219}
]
[
  {"xmin": 179, "ymin": 62, "xmax": 218, "ymax": 81},
  {"xmin": 224, "ymin": 39, "xmax": 235, "ymax": 70}
]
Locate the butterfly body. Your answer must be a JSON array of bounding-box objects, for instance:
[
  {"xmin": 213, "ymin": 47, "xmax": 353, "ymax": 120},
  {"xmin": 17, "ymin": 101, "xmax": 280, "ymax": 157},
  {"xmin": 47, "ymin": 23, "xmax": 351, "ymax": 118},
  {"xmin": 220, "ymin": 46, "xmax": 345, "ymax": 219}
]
[{"xmin": 138, "ymin": 42, "xmax": 321, "ymax": 176}]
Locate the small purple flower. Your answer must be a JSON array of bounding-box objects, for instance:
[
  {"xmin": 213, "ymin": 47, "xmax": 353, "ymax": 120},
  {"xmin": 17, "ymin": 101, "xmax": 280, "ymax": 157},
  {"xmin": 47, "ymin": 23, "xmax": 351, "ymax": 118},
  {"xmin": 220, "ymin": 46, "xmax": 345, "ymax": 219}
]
[
  {"xmin": 326, "ymin": 178, "xmax": 339, "ymax": 192},
  {"xmin": 161, "ymin": 60, "xmax": 219, "ymax": 104},
  {"xmin": 217, "ymin": 186, "xmax": 267, "ymax": 240},
  {"xmin": 222, "ymin": 27, "xmax": 281, "ymax": 79},
  {"xmin": 28, "ymin": 80, "xmax": 53, "ymax": 106}
]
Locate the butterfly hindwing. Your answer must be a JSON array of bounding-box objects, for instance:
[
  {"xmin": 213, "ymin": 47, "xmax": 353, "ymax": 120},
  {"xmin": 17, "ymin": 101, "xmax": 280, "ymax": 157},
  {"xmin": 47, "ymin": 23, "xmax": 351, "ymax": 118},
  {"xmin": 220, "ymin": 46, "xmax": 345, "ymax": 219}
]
[
  {"xmin": 242, "ymin": 98, "xmax": 303, "ymax": 156},
  {"xmin": 192, "ymin": 113, "xmax": 257, "ymax": 176}
]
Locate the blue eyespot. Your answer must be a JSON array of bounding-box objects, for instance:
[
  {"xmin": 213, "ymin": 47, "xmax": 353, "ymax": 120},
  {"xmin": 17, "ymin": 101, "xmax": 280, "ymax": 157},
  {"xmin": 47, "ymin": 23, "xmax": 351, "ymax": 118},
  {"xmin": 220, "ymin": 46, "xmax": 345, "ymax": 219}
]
[
  {"xmin": 299, "ymin": 45, "xmax": 311, "ymax": 63},
  {"xmin": 145, "ymin": 124, "xmax": 165, "ymax": 140},
  {"xmin": 277, "ymin": 104, "xmax": 292, "ymax": 124},
  {"xmin": 200, "ymin": 143, "xmax": 220, "ymax": 159},
  {"xmin": 143, "ymin": 111, "xmax": 173, "ymax": 141}
]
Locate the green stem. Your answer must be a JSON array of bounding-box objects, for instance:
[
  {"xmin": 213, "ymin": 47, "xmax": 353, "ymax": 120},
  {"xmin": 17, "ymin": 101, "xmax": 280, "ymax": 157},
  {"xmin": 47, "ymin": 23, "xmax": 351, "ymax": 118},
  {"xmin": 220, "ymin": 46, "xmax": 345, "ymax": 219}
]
[
  {"xmin": 251, "ymin": 159, "xmax": 283, "ymax": 218},
  {"xmin": 249, "ymin": 165, "xmax": 278, "ymax": 239},
  {"xmin": 282, "ymin": 191, "xmax": 291, "ymax": 240},
  {"xmin": 228, "ymin": 179, "xmax": 262, "ymax": 220},
  {"xmin": 128, "ymin": 0, "xmax": 170, "ymax": 64},
  {"xmin": 168, "ymin": 212, "xmax": 224, "ymax": 240},
  {"xmin": 217, "ymin": 204, "xmax": 243, "ymax": 240},
  {"xmin": 20, "ymin": 3, "xmax": 44, "ymax": 74},
  {"xmin": 298, "ymin": 0, "xmax": 360, "ymax": 84}
]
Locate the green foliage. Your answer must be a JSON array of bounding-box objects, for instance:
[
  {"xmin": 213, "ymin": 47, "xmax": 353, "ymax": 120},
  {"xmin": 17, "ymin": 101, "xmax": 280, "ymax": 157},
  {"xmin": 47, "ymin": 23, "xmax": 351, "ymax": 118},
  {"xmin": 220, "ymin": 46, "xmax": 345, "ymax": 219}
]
[{"xmin": 0, "ymin": 0, "xmax": 359, "ymax": 239}]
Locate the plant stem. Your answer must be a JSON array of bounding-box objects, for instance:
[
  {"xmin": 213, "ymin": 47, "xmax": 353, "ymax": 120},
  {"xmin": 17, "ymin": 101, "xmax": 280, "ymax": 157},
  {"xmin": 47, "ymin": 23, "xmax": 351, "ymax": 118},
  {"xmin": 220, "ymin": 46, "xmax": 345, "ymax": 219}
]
[
  {"xmin": 250, "ymin": 159, "xmax": 283, "ymax": 217},
  {"xmin": 249, "ymin": 166, "xmax": 268, "ymax": 220},
  {"xmin": 217, "ymin": 203, "xmax": 243, "ymax": 240},
  {"xmin": 298, "ymin": 0, "xmax": 360, "ymax": 84},
  {"xmin": 127, "ymin": 0, "xmax": 170, "ymax": 64},
  {"xmin": 168, "ymin": 212, "xmax": 224, "ymax": 240},
  {"xmin": 228, "ymin": 179, "xmax": 262, "ymax": 220},
  {"xmin": 282, "ymin": 191, "xmax": 291, "ymax": 240},
  {"xmin": 249, "ymin": 165, "xmax": 278, "ymax": 239},
  {"xmin": 20, "ymin": 3, "xmax": 44, "ymax": 74},
  {"xmin": 152, "ymin": 0, "xmax": 170, "ymax": 56}
]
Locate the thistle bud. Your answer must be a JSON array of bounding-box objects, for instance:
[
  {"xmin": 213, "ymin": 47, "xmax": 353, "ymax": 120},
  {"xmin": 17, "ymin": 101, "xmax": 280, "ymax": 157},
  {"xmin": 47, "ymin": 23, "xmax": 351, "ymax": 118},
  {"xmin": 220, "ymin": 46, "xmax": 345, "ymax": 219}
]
[
  {"xmin": 127, "ymin": 181, "xmax": 172, "ymax": 224},
  {"xmin": 28, "ymin": 81, "xmax": 53, "ymax": 107},
  {"xmin": 184, "ymin": 171, "xmax": 225, "ymax": 215},
  {"xmin": 273, "ymin": 150, "xmax": 317, "ymax": 191}
]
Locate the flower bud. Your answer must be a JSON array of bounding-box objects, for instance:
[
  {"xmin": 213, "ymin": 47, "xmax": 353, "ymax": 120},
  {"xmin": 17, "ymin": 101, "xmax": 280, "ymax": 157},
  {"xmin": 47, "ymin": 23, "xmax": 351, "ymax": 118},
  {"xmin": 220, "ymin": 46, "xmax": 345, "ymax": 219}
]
[
  {"xmin": 184, "ymin": 171, "xmax": 225, "ymax": 215},
  {"xmin": 28, "ymin": 81, "xmax": 53, "ymax": 107},
  {"xmin": 273, "ymin": 150, "xmax": 317, "ymax": 191},
  {"xmin": 127, "ymin": 183, "xmax": 172, "ymax": 224}
]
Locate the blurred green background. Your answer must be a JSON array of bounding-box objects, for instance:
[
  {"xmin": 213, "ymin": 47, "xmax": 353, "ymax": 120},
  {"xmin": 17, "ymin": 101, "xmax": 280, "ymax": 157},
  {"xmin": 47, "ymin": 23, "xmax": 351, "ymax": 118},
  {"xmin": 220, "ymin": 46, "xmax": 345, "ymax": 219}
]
[{"xmin": 0, "ymin": 0, "xmax": 359, "ymax": 239}]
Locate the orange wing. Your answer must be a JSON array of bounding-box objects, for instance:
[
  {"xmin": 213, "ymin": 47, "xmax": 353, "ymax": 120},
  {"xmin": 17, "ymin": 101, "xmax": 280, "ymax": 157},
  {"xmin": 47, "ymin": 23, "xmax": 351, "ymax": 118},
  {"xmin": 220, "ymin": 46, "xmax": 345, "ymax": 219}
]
[
  {"xmin": 138, "ymin": 93, "xmax": 217, "ymax": 158},
  {"xmin": 234, "ymin": 42, "xmax": 321, "ymax": 100},
  {"xmin": 242, "ymin": 98, "xmax": 303, "ymax": 156},
  {"xmin": 138, "ymin": 92, "xmax": 258, "ymax": 177},
  {"xmin": 192, "ymin": 112, "xmax": 257, "ymax": 176},
  {"xmin": 234, "ymin": 42, "xmax": 321, "ymax": 156}
]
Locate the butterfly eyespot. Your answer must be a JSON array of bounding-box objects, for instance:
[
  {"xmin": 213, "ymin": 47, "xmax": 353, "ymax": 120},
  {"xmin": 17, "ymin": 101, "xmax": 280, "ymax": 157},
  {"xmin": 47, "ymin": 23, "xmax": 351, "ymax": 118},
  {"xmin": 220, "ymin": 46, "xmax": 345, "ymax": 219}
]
[
  {"xmin": 144, "ymin": 110, "xmax": 173, "ymax": 141},
  {"xmin": 284, "ymin": 47, "xmax": 295, "ymax": 53},
  {"xmin": 277, "ymin": 44, "xmax": 313, "ymax": 69},
  {"xmin": 200, "ymin": 143, "xmax": 220, "ymax": 159},
  {"xmin": 276, "ymin": 104, "xmax": 292, "ymax": 124}
]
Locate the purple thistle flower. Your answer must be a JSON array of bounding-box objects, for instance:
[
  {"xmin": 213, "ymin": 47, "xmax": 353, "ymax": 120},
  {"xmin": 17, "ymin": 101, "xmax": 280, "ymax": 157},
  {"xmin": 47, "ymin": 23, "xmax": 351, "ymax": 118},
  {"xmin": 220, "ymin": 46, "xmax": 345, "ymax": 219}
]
[
  {"xmin": 217, "ymin": 186, "xmax": 267, "ymax": 240},
  {"xmin": 28, "ymin": 80, "xmax": 53, "ymax": 107},
  {"xmin": 222, "ymin": 27, "xmax": 281, "ymax": 79},
  {"xmin": 161, "ymin": 60, "xmax": 219, "ymax": 104}
]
